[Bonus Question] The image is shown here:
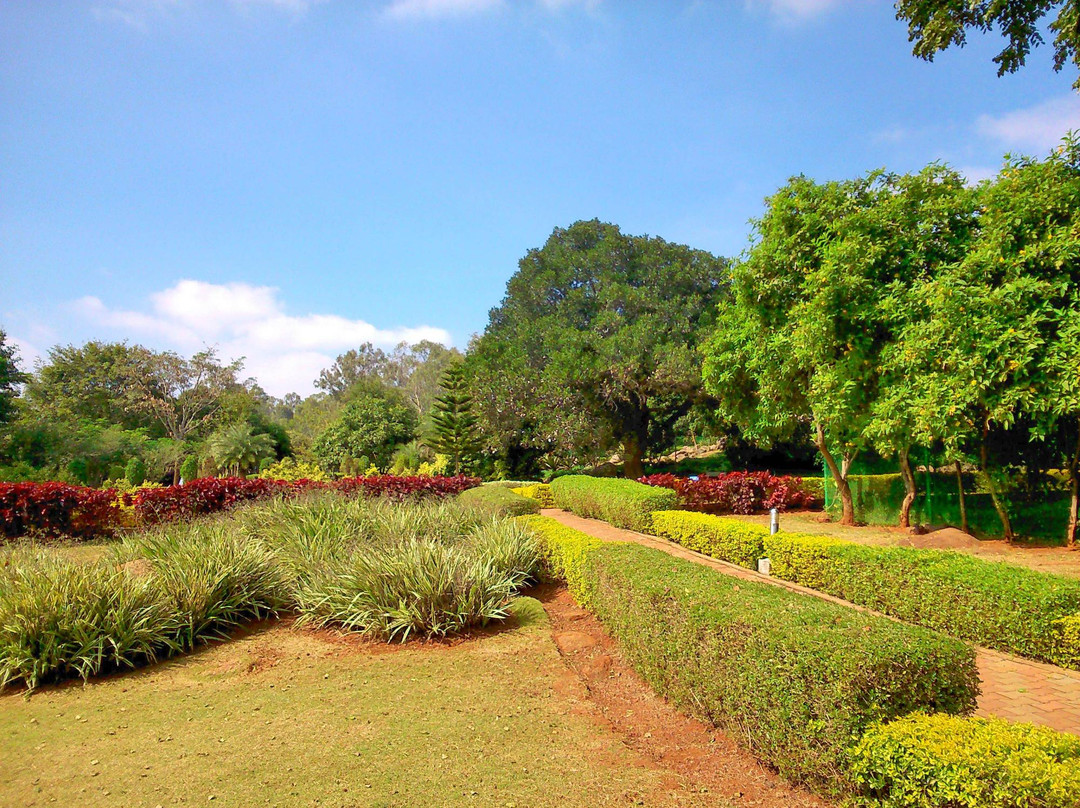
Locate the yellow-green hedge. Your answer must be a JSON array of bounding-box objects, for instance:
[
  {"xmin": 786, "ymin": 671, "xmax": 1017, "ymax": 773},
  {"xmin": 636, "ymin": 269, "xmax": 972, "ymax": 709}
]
[
  {"xmin": 519, "ymin": 515, "xmax": 607, "ymax": 607},
  {"xmin": 512, "ymin": 483, "xmax": 554, "ymax": 508},
  {"xmin": 762, "ymin": 531, "xmax": 1080, "ymax": 669},
  {"xmin": 649, "ymin": 510, "xmax": 767, "ymax": 569},
  {"xmin": 850, "ymin": 713, "xmax": 1080, "ymax": 807}
]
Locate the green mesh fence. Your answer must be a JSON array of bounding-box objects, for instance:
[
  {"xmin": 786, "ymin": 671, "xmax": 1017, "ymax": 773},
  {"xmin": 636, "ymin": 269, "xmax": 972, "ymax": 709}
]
[{"xmin": 822, "ymin": 464, "xmax": 1071, "ymax": 543}]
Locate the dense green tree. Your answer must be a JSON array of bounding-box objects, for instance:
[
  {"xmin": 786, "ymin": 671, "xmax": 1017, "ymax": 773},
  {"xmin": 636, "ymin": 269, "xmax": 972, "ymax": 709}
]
[
  {"xmin": 468, "ymin": 220, "xmax": 727, "ymax": 478},
  {"xmin": 123, "ymin": 347, "xmax": 241, "ymax": 482},
  {"xmin": 315, "ymin": 343, "xmax": 390, "ymax": 397},
  {"xmin": 428, "ymin": 364, "xmax": 480, "ymax": 475},
  {"xmin": 125, "ymin": 456, "xmax": 147, "ymax": 486},
  {"xmin": 860, "ymin": 167, "xmax": 981, "ymax": 526},
  {"xmin": 23, "ymin": 341, "xmax": 151, "ymax": 432},
  {"xmin": 703, "ymin": 176, "xmax": 875, "ymax": 524},
  {"xmin": 312, "ymin": 389, "xmax": 417, "ymax": 473},
  {"xmin": 703, "ymin": 169, "xmax": 978, "ymax": 525},
  {"xmin": 923, "ymin": 141, "xmax": 1080, "ymax": 544},
  {"xmin": 0, "ymin": 330, "xmax": 27, "ymax": 429},
  {"xmin": 208, "ymin": 423, "xmax": 275, "ymax": 478},
  {"xmin": 897, "ymin": 0, "xmax": 1080, "ymax": 88}
]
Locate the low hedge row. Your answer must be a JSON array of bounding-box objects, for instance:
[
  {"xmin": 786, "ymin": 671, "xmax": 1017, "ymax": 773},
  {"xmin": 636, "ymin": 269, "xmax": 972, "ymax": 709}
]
[
  {"xmin": 764, "ymin": 531, "xmax": 1080, "ymax": 669},
  {"xmin": 0, "ymin": 475, "xmax": 482, "ymax": 539},
  {"xmin": 649, "ymin": 510, "xmax": 766, "ymax": 568},
  {"xmin": 643, "ymin": 511, "xmax": 1080, "ymax": 669},
  {"xmin": 850, "ymin": 713, "xmax": 1080, "ymax": 807},
  {"xmin": 522, "ymin": 515, "xmax": 978, "ymax": 796},
  {"xmin": 457, "ymin": 484, "xmax": 541, "ymax": 517},
  {"xmin": 640, "ymin": 471, "xmax": 821, "ymax": 513},
  {"xmin": 511, "ymin": 483, "xmax": 554, "ymax": 508},
  {"xmin": 548, "ymin": 475, "xmax": 677, "ymax": 532}
]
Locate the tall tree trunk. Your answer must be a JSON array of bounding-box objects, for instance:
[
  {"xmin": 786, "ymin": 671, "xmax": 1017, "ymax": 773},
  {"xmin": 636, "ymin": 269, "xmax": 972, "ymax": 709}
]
[
  {"xmin": 898, "ymin": 446, "xmax": 917, "ymax": 529},
  {"xmin": 816, "ymin": 424, "xmax": 855, "ymax": 525},
  {"xmin": 955, "ymin": 461, "xmax": 970, "ymax": 535},
  {"xmin": 622, "ymin": 432, "xmax": 645, "ymax": 480},
  {"xmin": 979, "ymin": 425, "xmax": 1014, "ymax": 542},
  {"xmin": 1068, "ymin": 430, "xmax": 1080, "ymax": 550}
]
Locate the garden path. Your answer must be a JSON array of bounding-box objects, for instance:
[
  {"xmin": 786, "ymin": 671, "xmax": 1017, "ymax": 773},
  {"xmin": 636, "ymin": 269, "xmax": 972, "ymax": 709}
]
[{"xmin": 540, "ymin": 508, "xmax": 1080, "ymax": 737}]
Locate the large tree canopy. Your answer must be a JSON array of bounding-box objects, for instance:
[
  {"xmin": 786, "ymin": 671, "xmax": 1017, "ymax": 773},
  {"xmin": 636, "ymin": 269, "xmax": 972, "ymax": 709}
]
[
  {"xmin": 703, "ymin": 168, "xmax": 979, "ymax": 525},
  {"xmin": 468, "ymin": 219, "xmax": 727, "ymax": 478},
  {"xmin": 311, "ymin": 389, "xmax": 418, "ymax": 473},
  {"xmin": 23, "ymin": 341, "xmax": 151, "ymax": 431},
  {"xmin": 897, "ymin": 0, "xmax": 1080, "ymax": 88}
]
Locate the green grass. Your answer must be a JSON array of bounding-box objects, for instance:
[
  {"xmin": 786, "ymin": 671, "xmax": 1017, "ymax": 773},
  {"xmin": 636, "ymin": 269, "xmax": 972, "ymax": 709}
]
[{"xmin": 0, "ymin": 599, "xmax": 729, "ymax": 808}]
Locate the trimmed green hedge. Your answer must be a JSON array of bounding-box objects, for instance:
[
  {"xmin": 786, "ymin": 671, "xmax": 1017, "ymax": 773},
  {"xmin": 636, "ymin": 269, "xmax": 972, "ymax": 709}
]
[
  {"xmin": 549, "ymin": 475, "xmax": 677, "ymax": 532},
  {"xmin": 763, "ymin": 532, "xmax": 1080, "ymax": 669},
  {"xmin": 458, "ymin": 484, "xmax": 541, "ymax": 517},
  {"xmin": 650, "ymin": 511, "xmax": 767, "ymax": 568},
  {"xmin": 523, "ymin": 515, "xmax": 979, "ymax": 796},
  {"xmin": 850, "ymin": 713, "xmax": 1080, "ymax": 807}
]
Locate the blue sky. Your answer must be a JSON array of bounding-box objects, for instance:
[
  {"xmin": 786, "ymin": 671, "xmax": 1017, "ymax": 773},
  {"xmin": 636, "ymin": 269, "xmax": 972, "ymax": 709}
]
[{"xmin": 2, "ymin": 0, "xmax": 1077, "ymax": 396}]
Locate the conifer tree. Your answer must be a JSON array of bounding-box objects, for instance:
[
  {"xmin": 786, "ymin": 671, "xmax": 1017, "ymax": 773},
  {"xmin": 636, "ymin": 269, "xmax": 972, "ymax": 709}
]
[{"xmin": 429, "ymin": 365, "xmax": 480, "ymax": 475}]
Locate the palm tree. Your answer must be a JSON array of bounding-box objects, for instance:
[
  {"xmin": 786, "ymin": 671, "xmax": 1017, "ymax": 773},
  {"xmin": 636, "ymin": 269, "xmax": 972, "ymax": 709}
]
[{"xmin": 208, "ymin": 423, "xmax": 275, "ymax": 478}]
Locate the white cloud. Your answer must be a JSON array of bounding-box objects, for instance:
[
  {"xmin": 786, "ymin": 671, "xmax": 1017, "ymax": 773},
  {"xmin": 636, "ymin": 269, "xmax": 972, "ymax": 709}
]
[
  {"xmin": 384, "ymin": 0, "xmax": 503, "ymax": 19},
  {"xmin": 6, "ymin": 335, "xmax": 44, "ymax": 374},
  {"xmin": 976, "ymin": 95, "xmax": 1080, "ymax": 153},
  {"xmin": 383, "ymin": 0, "xmax": 598, "ymax": 21},
  {"xmin": 748, "ymin": 0, "xmax": 847, "ymax": 23},
  {"xmin": 73, "ymin": 280, "xmax": 453, "ymax": 397}
]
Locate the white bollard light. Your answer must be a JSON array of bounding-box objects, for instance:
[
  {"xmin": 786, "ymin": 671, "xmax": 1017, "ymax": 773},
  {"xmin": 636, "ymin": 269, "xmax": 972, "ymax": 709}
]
[{"xmin": 770, "ymin": 507, "xmax": 779, "ymax": 535}]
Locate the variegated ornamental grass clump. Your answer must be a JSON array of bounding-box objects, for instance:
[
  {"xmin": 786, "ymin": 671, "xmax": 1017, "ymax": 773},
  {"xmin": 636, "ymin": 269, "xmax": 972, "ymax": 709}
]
[{"xmin": 0, "ymin": 493, "xmax": 540, "ymax": 690}]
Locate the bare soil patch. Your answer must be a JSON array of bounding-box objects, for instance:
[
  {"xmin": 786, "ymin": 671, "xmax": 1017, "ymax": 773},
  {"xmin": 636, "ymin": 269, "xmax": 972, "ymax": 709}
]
[{"xmin": 535, "ymin": 583, "xmax": 832, "ymax": 808}]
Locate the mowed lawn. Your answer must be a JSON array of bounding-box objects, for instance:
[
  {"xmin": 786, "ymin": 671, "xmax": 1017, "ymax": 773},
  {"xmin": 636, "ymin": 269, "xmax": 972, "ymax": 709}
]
[{"xmin": 0, "ymin": 598, "xmax": 714, "ymax": 808}]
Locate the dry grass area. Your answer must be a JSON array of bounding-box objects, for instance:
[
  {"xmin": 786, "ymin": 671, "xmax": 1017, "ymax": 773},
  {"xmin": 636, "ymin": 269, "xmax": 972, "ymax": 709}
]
[
  {"xmin": 0, "ymin": 596, "xmax": 749, "ymax": 808},
  {"xmin": 732, "ymin": 512, "xmax": 1080, "ymax": 579}
]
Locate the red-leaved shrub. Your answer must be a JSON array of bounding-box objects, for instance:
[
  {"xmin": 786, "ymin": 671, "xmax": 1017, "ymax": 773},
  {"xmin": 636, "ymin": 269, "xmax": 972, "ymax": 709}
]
[
  {"xmin": 1, "ymin": 475, "xmax": 482, "ymax": 540},
  {"xmin": 0, "ymin": 482, "xmax": 123, "ymax": 539},
  {"xmin": 639, "ymin": 472, "xmax": 820, "ymax": 514}
]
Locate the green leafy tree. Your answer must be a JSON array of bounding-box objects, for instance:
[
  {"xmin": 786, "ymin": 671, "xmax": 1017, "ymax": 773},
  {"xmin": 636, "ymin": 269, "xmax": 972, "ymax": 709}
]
[
  {"xmin": 208, "ymin": 423, "xmax": 275, "ymax": 478},
  {"xmin": 312, "ymin": 390, "xmax": 417, "ymax": 473},
  {"xmin": 179, "ymin": 455, "xmax": 199, "ymax": 482},
  {"xmin": 428, "ymin": 364, "xmax": 480, "ymax": 475},
  {"xmin": 315, "ymin": 343, "xmax": 390, "ymax": 397},
  {"xmin": 468, "ymin": 220, "xmax": 727, "ymax": 478},
  {"xmin": 0, "ymin": 329, "xmax": 27, "ymax": 429},
  {"xmin": 124, "ymin": 456, "xmax": 147, "ymax": 486},
  {"xmin": 23, "ymin": 341, "xmax": 150, "ymax": 431},
  {"xmin": 123, "ymin": 347, "xmax": 241, "ymax": 483},
  {"xmin": 704, "ymin": 176, "xmax": 874, "ymax": 524},
  {"xmin": 897, "ymin": 0, "xmax": 1080, "ymax": 88},
  {"xmin": 860, "ymin": 167, "xmax": 981, "ymax": 527},
  {"xmin": 924, "ymin": 140, "xmax": 1080, "ymax": 545}
]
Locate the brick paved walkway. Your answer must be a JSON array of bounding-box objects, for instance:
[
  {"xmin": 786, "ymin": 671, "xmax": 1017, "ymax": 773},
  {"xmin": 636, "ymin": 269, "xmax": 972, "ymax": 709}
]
[{"xmin": 541, "ymin": 508, "xmax": 1080, "ymax": 736}]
